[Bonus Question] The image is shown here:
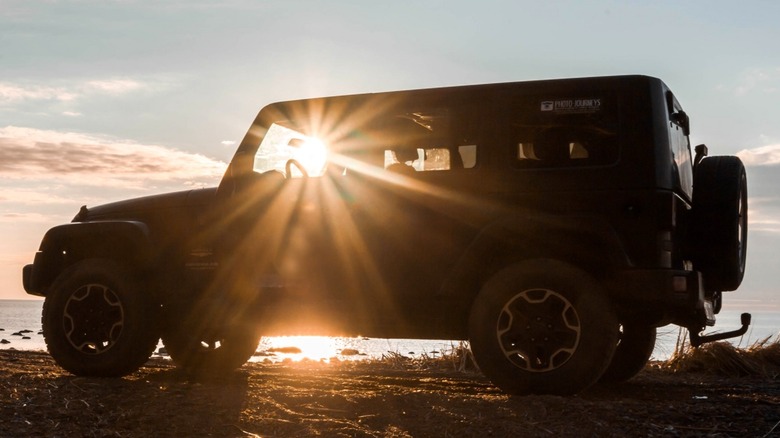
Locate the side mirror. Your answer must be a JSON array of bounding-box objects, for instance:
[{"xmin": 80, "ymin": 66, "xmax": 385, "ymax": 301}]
[{"xmin": 693, "ymin": 144, "xmax": 708, "ymax": 170}]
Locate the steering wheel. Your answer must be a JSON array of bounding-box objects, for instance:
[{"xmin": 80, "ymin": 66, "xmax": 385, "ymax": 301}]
[{"xmin": 285, "ymin": 159, "xmax": 309, "ymax": 179}]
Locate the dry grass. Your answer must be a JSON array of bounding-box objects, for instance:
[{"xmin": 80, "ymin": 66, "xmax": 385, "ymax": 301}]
[
  {"xmin": 365, "ymin": 335, "xmax": 780, "ymax": 380},
  {"xmin": 363, "ymin": 341, "xmax": 480, "ymax": 373},
  {"xmin": 662, "ymin": 331, "xmax": 780, "ymax": 378}
]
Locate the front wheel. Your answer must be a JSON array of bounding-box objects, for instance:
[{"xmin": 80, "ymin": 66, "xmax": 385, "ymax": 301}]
[
  {"xmin": 468, "ymin": 259, "xmax": 619, "ymax": 395},
  {"xmin": 162, "ymin": 324, "xmax": 259, "ymax": 376},
  {"xmin": 42, "ymin": 259, "xmax": 160, "ymax": 377}
]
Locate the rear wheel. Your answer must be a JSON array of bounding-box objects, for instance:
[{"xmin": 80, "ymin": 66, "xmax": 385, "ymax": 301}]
[
  {"xmin": 42, "ymin": 259, "xmax": 160, "ymax": 376},
  {"xmin": 599, "ymin": 323, "xmax": 656, "ymax": 383},
  {"xmin": 692, "ymin": 156, "xmax": 748, "ymax": 291},
  {"xmin": 468, "ymin": 259, "xmax": 619, "ymax": 395}
]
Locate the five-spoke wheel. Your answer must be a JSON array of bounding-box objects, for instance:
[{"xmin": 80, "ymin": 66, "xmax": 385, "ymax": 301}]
[
  {"xmin": 469, "ymin": 259, "xmax": 619, "ymax": 395},
  {"xmin": 42, "ymin": 259, "xmax": 160, "ymax": 377},
  {"xmin": 497, "ymin": 288, "xmax": 581, "ymax": 372},
  {"xmin": 62, "ymin": 283, "xmax": 125, "ymax": 355}
]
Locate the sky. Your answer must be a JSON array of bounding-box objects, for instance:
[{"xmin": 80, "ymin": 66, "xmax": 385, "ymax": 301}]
[{"xmin": 1, "ymin": 1, "xmax": 779, "ymax": 311}]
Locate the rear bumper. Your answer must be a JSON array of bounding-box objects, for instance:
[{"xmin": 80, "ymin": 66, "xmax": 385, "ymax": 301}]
[
  {"xmin": 612, "ymin": 268, "xmax": 709, "ymax": 326},
  {"xmin": 616, "ymin": 268, "xmax": 703, "ymax": 303}
]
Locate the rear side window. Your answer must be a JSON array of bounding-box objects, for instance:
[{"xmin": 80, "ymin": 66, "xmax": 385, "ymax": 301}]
[
  {"xmin": 383, "ymin": 145, "xmax": 477, "ymax": 171},
  {"xmin": 375, "ymin": 109, "xmax": 479, "ymax": 173},
  {"xmin": 510, "ymin": 95, "xmax": 619, "ymax": 168}
]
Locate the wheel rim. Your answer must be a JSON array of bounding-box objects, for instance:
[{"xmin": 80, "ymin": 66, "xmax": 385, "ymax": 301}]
[
  {"xmin": 62, "ymin": 284, "xmax": 124, "ymax": 355},
  {"xmin": 164, "ymin": 327, "xmax": 238, "ymax": 359},
  {"xmin": 737, "ymin": 175, "xmax": 747, "ymax": 273},
  {"xmin": 191, "ymin": 336, "xmax": 226, "ymax": 352},
  {"xmin": 496, "ymin": 288, "xmax": 581, "ymax": 372}
]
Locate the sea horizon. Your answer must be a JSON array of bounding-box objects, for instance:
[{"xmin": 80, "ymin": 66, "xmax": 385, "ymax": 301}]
[{"xmin": 2, "ymin": 298, "xmax": 778, "ymax": 362}]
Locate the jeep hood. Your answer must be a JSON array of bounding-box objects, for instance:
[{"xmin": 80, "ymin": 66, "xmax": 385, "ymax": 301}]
[{"xmin": 74, "ymin": 187, "xmax": 217, "ymax": 222}]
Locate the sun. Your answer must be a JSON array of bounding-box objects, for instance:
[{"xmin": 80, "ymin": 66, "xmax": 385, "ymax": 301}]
[{"xmin": 294, "ymin": 137, "xmax": 328, "ymax": 176}]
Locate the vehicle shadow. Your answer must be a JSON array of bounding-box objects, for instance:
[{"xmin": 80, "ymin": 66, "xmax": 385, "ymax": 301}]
[{"xmin": 37, "ymin": 359, "xmax": 252, "ymax": 437}]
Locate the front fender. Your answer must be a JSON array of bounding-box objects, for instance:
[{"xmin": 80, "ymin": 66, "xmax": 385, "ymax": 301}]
[{"xmin": 24, "ymin": 221, "xmax": 152, "ymax": 296}]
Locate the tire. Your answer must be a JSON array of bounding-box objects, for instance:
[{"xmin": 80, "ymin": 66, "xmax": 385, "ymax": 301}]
[
  {"xmin": 162, "ymin": 324, "xmax": 259, "ymax": 375},
  {"xmin": 691, "ymin": 156, "xmax": 748, "ymax": 291},
  {"xmin": 599, "ymin": 323, "xmax": 656, "ymax": 383},
  {"xmin": 42, "ymin": 259, "xmax": 160, "ymax": 377},
  {"xmin": 468, "ymin": 259, "xmax": 619, "ymax": 395}
]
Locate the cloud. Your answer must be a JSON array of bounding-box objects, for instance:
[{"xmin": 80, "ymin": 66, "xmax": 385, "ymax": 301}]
[
  {"xmin": 0, "ymin": 126, "xmax": 227, "ymax": 189},
  {"xmin": 730, "ymin": 67, "xmax": 780, "ymax": 97},
  {"xmin": 0, "ymin": 187, "xmax": 77, "ymax": 206},
  {"xmin": 0, "ymin": 125, "xmax": 230, "ymax": 300},
  {"xmin": 0, "ymin": 211, "xmax": 60, "ymax": 224},
  {"xmin": 0, "ymin": 77, "xmax": 160, "ymax": 105},
  {"xmin": 743, "ymin": 162, "xmax": 780, "ymax": 234},
  {"xmin": 749, "ymin": 197, "xmax": 780, "ymax": 233},
  {"xmin": 0, "ymin": 83, "xmax": 77, "ymax": 102},
  {"xmin": 86, "ymin": 79, "xmax": 146, "ymax": 95},
  {"xmin": 736, "ymin": 144, "xmax": 780, "ymax": 166}
]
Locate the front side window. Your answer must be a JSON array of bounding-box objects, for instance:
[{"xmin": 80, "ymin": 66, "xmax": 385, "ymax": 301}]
[{"xmin": 254, "ymin": 122, "xmax": 327, "ymax": 177}]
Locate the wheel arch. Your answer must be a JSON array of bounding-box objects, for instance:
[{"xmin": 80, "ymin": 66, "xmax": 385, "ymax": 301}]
[
  {"xmin": 28, "ymin": 221, "xmax": 154, "ymax": 296},
  {"xmin": 438, "ymin": 215, "xmax": 629, "ymax": 333}
]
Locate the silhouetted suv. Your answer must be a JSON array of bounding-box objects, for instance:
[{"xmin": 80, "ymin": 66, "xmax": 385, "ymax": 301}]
[{"xmin": 23, "ymin": 75, "xmax": 750, "ymax": 394}]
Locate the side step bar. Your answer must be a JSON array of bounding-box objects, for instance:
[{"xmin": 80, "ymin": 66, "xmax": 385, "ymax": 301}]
[{"xmin": 689, "ymin": 313, "xmax": 752, "ymax": 348}]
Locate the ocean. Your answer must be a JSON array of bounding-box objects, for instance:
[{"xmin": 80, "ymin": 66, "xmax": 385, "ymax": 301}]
[
  {"xmin": 0, "ymin": 300, "xmax": 466, "ymax": 362},
  {"xmin": 2, "ymin": 299, "xmax": 778, "ymax": 363}
]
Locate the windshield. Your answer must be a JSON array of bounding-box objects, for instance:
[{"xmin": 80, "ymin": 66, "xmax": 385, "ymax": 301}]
[{"xmin": 253, "ymin": 122, "xmax": 328, "ymax": 177}]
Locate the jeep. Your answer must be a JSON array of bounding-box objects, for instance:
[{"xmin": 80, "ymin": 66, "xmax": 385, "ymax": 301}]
[{"xmin": 23, "ymin": 75, "xmax": 750, "ymax": 394}]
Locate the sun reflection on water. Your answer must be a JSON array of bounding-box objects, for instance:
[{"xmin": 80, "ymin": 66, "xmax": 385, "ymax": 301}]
[
  {"xmin": 250, "ymin": 336, "xmax": 465, "ymax": 363},
  {"xmin": 255, "ymin": 336, "xmax": 362, "ymax": 362}
]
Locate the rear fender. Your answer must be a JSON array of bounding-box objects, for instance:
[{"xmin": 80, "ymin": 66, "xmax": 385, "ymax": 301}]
[{"xmin": 438, "ymin": 214, "xmax": 629, "ymax": 331}]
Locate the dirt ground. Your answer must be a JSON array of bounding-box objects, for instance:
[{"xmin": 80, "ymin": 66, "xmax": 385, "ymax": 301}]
[{"xmin": 1, "ymin": 350, "xmax": 779, "ymax": 437}]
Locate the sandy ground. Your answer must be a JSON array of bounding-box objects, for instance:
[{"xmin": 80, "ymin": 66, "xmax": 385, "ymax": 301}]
[{"xmin": 1, "ymin": 350, "xmax": 779, "ymax": 437}]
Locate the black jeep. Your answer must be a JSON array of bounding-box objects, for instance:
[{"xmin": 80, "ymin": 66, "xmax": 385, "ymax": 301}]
[{"xmin": 23, "ymin": 75, "xmax": 749, "ymax": 394}]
